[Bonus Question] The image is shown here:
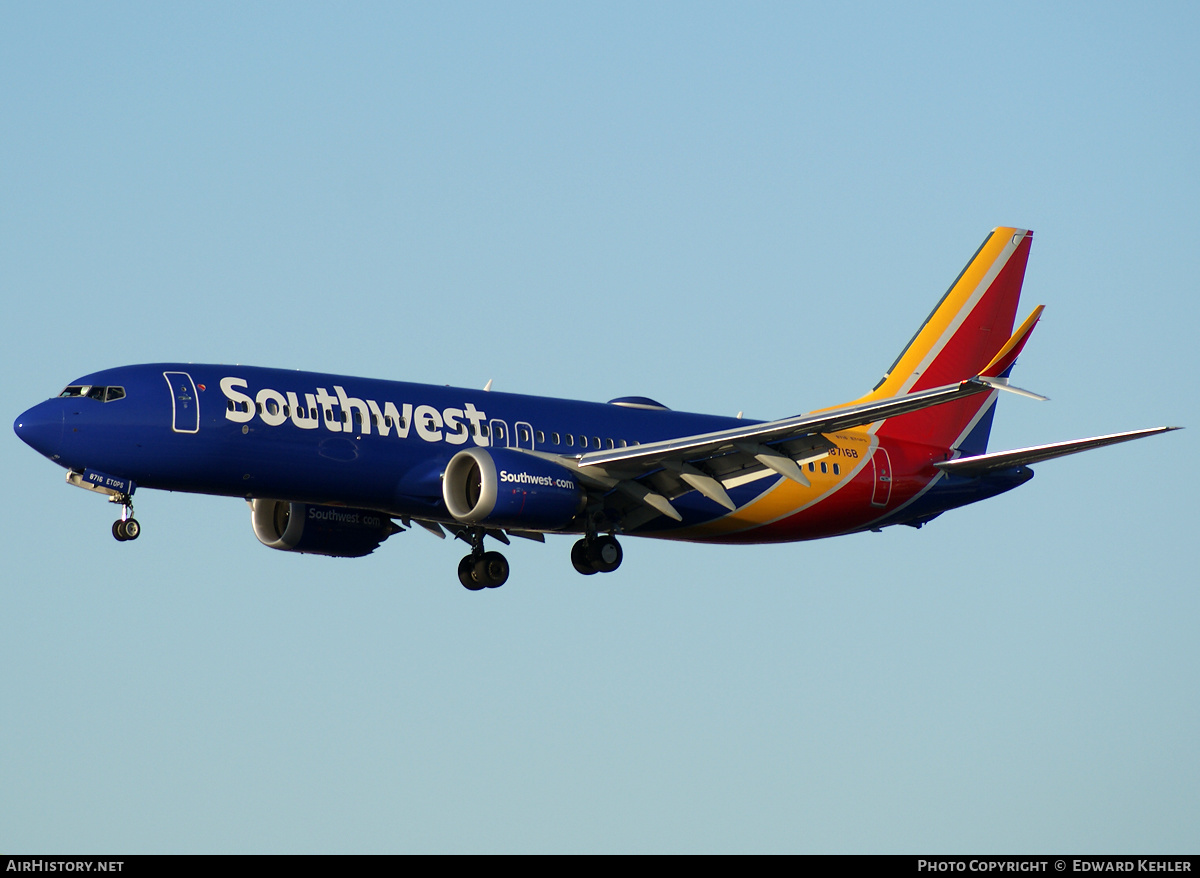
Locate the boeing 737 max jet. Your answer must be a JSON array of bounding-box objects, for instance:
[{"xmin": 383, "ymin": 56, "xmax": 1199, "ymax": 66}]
[{"xmin": 13, "ymin": 228, "xmax": 1179, "ymax": 589}]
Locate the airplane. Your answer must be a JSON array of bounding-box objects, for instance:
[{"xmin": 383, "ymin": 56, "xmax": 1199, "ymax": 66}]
[{"xmin": 13, "ymin": 227, "xmax": 1179, "ymax": 590}]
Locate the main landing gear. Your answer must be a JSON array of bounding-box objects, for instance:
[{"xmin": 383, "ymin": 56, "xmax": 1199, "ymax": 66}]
[
  {"xmin": 571, "ymin": 535, "xmax": 623, "ymax": 575},
  {"xmin": 457, "ymin": 528, "xmax": 509, "ymax": 590},
  {"xmin": 453, "ymin": 529, "xmax": 623, "ymax": 589},
  {"xmin": 111, "ymin": 495, "xmax": 140, "ymax": 542}
]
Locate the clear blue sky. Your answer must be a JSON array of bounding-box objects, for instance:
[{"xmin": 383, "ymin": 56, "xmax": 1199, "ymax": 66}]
[{"xmin": 2, "ymin": 2, "xmax": 1196, "ymax": 853}]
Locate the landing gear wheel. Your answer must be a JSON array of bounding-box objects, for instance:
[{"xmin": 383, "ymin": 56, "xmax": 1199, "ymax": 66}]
[
  {"xmin": 113, "ymin": 520, "xmax": 128, "ymax": 542},
  {"xmin": 572, "ymin": 539, "xmax": 598, "ymax": 575},
  {"xmin": 122, "ymin": 518, "xmax": 140, "ymax": 540},
  {"xmin": 590, "ymin": 535, "xmax": 622, "ymax": 573},
  {"xmin": 459, "ymin": 555, "xmax": 486, "ymax": 591},
  {"xmin": 474, "ymin": 551, "xmax": 509, "ymax": 588},
  {"xmin": 572, "ymin": 536, "xmax": 623, "ymax": 574}
]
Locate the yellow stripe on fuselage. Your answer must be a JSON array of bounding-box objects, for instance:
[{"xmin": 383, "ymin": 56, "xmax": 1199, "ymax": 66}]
[
  {"xmin": 853, "ymin": 227, "xmax": 1022, "ymax": 405},
  {"xmin": 670, "ymin": 430, "xmax": 874, "ymax": 539},
  {"xmin": 669, "ymin": 228, "xmax": 1027, "ymax": 540}
]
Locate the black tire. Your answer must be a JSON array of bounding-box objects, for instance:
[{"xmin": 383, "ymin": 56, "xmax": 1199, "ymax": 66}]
[
  {"xmin": 112, "ymin": 520, "xmax": 128, "ymax": 541},
  {"xmin": 476, "ymin": 551, "xmax": 509, "ymax": 588},
  {"xmin": 459, "ymin": 555, "xmax": 485, "ymax": 590},
  {"xmin": 590, "ymin": 535, "xmax": 622, "ymax": 573},
  {"xmin": 122, "ymin": 518, "xmax": 141, "ymax": 540},
  {"xmin": 571, "ymin": 539, "xmax": 597, "ymax": 575}
]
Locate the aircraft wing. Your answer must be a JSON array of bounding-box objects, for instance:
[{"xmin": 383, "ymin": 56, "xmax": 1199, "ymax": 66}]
[
  {"xmin": 579, "ymin": 378, "xmax": 992, "ymax": 472},
  {"xmin": 933, "ymin": 426, "xmax": 1181, "ymax": 477},
  {"xmin": 532, "ymin": 378, "xmax": 996, "ymax": 524},
  {"xmin": 530, "ymin": 310, "xmax": 1055, "ymax": 525}
]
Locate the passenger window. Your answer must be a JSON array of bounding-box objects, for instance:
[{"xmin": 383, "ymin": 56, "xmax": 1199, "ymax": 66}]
[
  {"xmin": 820, "ymin": 462, "xmax": 827, "ymax": 474},
  {"xmin": 518, "ymin": 426, "xmax": 530, "ymax": 442},
  {"xmin": 551, "ymin": 432, "xmax": 560, "ymax": 445},
  {"xmin": 580, "ymin": 436, "xmax": 588, "ymax": 448},
  {"xmin": 565, "ymin": 434, "xmax": 574, "ymax": 447},
  {"xmin": 808, "ymin": 462, "xmax": 815, "ymax": 472},
  {"xmin": 592, "ymin": 437, "xmax": 600, "ymax": 449},
  {"xmin": 833, "ymin": 464, "xmax": 840, "ymax": 475},
  {"xmin": 606, "ymin": 438, "xmax": 615, "ymax": 449},
  {"xmin": 536, "ymin": 430, "xmax": 545, "ymax": 443}
]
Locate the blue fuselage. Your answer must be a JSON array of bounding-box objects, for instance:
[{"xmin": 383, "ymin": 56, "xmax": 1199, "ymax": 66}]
[
  {"xmin": 15, "ymin": 362, "xmax": 1033, "ymax": 544},
  {"xmin": 16, "ymin": 363, "xmax": 748, "ymax": 527}
]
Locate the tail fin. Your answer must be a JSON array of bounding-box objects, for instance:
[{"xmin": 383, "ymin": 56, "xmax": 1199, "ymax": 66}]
[{"xmin": 863, "ymin": 227, "xmax": 1034, "ymax": 452}]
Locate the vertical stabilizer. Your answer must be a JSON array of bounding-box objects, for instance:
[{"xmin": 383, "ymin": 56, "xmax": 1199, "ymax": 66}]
[{"xmin": 864, "ymin": 227, "xmax": 1034, "ymax": 451}]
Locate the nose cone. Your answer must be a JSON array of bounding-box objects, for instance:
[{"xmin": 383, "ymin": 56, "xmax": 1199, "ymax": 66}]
[{"xmin": 14, "ymin": 400, "xmax": 64, "ymax": 461}]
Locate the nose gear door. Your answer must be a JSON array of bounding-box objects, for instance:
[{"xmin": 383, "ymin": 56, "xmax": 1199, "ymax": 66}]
[{"xmin": 164, "ymin": 371, "xmax": 200, "ymax": 433}]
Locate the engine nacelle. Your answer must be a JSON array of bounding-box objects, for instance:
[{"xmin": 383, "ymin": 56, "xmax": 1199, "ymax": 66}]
[
  {"xmin": 250, "ymin": 499, "xmax": 396, "ymax": 557},
  {"xmin": 442, "ymin": 447, "xmax": 585, "ymax": 531}
]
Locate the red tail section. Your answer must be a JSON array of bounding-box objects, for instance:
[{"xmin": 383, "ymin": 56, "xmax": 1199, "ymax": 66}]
[{"xmin": 862, "ymin": 227, "xmax": 1034, "ymax": 452}]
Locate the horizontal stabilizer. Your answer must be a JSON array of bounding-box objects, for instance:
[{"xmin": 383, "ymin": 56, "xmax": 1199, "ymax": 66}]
[
  {"xmin": 975, "ymin": 375, "xmax": 1048, "ymax": 401},
  {"xmin": 935, "ymin": 427, "xmax": 1181, "ymax": 476}
]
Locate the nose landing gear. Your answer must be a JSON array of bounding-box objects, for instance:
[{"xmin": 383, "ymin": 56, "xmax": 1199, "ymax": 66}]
[
  {"xmin": 112, "ymin": 517, "xmax": 140, "ymax": 541},
  {"xmin": 63, "ymin": 471, "xmax": 141, "ymax": 543},
  {"xmin": 111, "ymin": 495, "xmax": 140, "ymax": 542}
]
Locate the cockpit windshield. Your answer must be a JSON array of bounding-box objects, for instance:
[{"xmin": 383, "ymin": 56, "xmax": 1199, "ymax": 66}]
[{"xmin": 59, "ymin": 385, "xmax": 126, "ymax": 402}]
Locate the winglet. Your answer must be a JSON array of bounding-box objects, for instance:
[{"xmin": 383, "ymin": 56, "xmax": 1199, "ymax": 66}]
[{"xmin": 981, "ymin": 305, "xmax": 1044, "ymax": 378}]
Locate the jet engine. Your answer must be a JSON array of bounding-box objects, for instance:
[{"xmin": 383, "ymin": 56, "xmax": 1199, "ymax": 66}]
[
  {"xmin": 250, "ymin": 499, "xmax": 397, "ymax": 557},
  {"xmin": 442, "ymin": 447, "xmax": 585, "ymax": 531}
]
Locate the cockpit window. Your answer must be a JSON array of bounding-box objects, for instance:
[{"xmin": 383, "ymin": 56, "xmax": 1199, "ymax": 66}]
[{"xmin": 58, "ymin": 385, "xmax": 126, "ymax": 402}]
